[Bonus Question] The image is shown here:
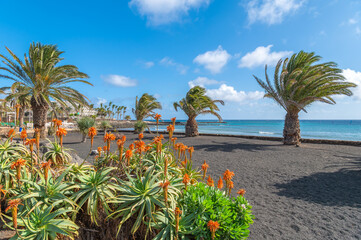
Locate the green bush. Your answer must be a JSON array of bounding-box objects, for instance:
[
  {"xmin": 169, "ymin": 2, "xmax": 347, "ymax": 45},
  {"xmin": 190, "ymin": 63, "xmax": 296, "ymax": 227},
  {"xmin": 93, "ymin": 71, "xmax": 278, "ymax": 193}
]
[
  {"xmin": 0, "ymin": 127, "xmax": 255, "ymax": 240},
  {"xmin": 99, "ymin": 120, "xmax": 112, "ymax": 133},
  {"xmin": 134, "ymin": 120, "xmax": 147, "ymax": 134},
  {"xmin": 76, "ymin": 117, "xmax": 95, "ymax": 142},
  {"xmin": 180, "ymin": 182, "xmax": 254, "ymax": 240}
]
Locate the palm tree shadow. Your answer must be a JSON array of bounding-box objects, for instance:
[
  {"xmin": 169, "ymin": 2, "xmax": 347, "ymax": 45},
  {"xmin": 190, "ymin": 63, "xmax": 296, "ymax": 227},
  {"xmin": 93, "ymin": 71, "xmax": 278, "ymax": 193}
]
[
  {"xmin": 275, "ymin": 168, "xmax": 361, "ymax": 208},
  {"xmin": 193, "ymin": 140, "xmax": 280, "ymax": 153},
  {"xmin": 326, "ymin": 155, "xmax": 361, "ymax": 171}
]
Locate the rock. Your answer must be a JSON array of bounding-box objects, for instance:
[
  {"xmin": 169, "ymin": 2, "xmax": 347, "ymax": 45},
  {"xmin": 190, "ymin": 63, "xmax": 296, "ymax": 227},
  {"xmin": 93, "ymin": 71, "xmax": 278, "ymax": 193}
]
[
  {"xmin": 70, "ymin": 152, "xmax": 85, "ymax": 165},
  {"xmin": 90, "ymin": 150, "xmax": 98, "ymax": 156},
  {"xmin": 39, "ymin": 142, "xmax": 53, "ymax": 154}
]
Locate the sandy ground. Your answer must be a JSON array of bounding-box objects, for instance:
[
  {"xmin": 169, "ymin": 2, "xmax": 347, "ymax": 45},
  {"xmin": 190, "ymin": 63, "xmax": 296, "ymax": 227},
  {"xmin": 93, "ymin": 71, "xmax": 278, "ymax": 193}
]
[
  {"xmin": 2, "ymin": 131, "xmax": 361, "ymax": 239},
  {"xmin": 66, "ymin": 131, "xmax": 361, "ymax": 240}
]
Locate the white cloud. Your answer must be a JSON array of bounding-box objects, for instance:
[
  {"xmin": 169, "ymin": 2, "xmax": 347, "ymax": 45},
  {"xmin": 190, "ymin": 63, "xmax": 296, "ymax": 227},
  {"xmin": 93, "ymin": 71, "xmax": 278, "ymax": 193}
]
[
  {"xmin": 349, "ymin": 18, "xmax": 357, "ymax": 25},
  {"xmin": 144, "ymin": 61, "xmax": 155, "ymax": 68},
  {"xmin": 154, "ymin": 93, "xmax": 161, "ymax": 99},
  {"xmin": 356, "ymin": 26, "xmax": 361, "ymax": 35},
  {"xmin": 129, "ymin": 0, "xmax": 210, "ymax": 25},
  {"xmin": 247, "ymin": 0, "xmax": 304, "ymax": 25},
  {"xmin": 102, "ymin": 75, "xmax": 137, "ymax": 87},
  {"xmin": 342, "ymin": 69, "xmax": 361, "ymax": 100},
  {"xmin": 188, "ymin": 77, "xmax": 220, "ymax": 88},
  {"xmin": 238, "ymin": 45, "xmax": 292, "ymax": 68},
  {"xmin": 193, "ymin": 46, "xmax": 231, "ymax": 74},
  {"xmin": 206, "ymin": 84, "xmax": 264, "ymax": 104},
  {"xmin": 160, "ymin": 57, "xmax": 188, "ymax": 74},
  {"xmin": 96, "ymin": 97, "xmax": 107, "ymax": 106}
]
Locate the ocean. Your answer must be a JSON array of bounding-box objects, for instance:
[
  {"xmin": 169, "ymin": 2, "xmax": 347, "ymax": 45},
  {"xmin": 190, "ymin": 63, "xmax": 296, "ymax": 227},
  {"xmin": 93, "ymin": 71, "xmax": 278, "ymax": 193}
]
[{"xmin": 150, "ymin": 120, "xmax": 361, "ymax": 141}]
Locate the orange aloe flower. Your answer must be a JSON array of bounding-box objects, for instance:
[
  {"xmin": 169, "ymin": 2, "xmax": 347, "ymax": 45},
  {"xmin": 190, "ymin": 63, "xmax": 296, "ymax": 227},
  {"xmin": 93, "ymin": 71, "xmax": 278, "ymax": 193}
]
[
  {"xmin": 11, "ymin": 158, "xmax": 26, "ymax": 181},
  {"xmin": 6, "ymin": 199, "xmax": 23, "ymax": 229},
  {"xmin": 41, "ymin": 160, "xmax": 52, "ymax": 182},
  {"xmin": 237, "ymin": 188, "xmax": 246, "ymax": 197},
  {"xmin": 207, "ymin": 220, "xmax": 220, "ymax": 240},
  {"xmin": 25, "ymin": 138, "xmax": 36, "ymax": 152},
  {"xmin": 171, "ymin": 137, "xmax": 177, "ymax": 148},
  {"xmin": 116, "ymin": 135, "xmax": 126, "ymax": 161},
  {"xmin": 180, "ymin": 144, "xmax": 188, "ymax": 158},
  {"xmin": 56, "ymin": 127, "xmax": 67, "ymax": 147},
  {"xmin": 159, "ymin": 180, "xmax": 170, "ymax": 204},
  {"xmin": 174, "ymin": 207, "xmax": 182, "ymax": 238},
  {"xmin": 56, "ymin": 119, "xmax": 62, "ymax": 128},
  {"xmin": 171, "ymin": 117, "xmax": 176, "ymax": 127},
  {"xmin": 0, "ymin": 185, "xmax": 7, "ymax": 200},
  {"xmin": 188, "ymin": 146, "xmax": 194, "ymax": 161},
  {"xmin": 88, "ymin": 127, "xmax": 97, "ymax": 149},
  {"xmin": 97, "ymin": 146, "xmax": 102, "ymax": 157},
  {"xmin": 174, "ymin": 143, "xmax": 182, "ymax": 159},
  {"xmin": 207, "ymin": 175, "xmax": 214, "ymax": 187},
  {"xmin": 217, "ymin": 177, "xmax": 223, "ymax": 189},
  {"xmin": 129, "ymin": 143, "xmax": 134, "ymax": 151},
  {"xmin": 103, "ymin": 132, "xmax": 116, "ymax": 154},
  {"xmin": 164, "ymin": 157, "xmax": 168, "ymax": 178},
  {"xmin": 125, "ymin": 149, "xmax": 133, "ymax": 165},
  {"xmin": 201, "ymin": 160, "xmax": 209, "ymax": 180},
  {"xmin": 138, "ymin": 133, "xmax": 144, "ymax": 140},
  {"xmin": 228, "ymin": 181, "xmax": 234, "ymax": 196},
  {"xmin": 145, "ymin": 145, "xmax": 152, "ymax": 153},
  {"xmin": 153, "ymin": 135, "xmax": 164, "ymax": 153},
  {"xmin": 182, "ymin": 174, "xmax": 190, "ymax": 190},
  {"xmin": 154, "ymin": 114, "xmax": 161, "ymax": 124},
  {"xmin": 223, "ymin": 169, "xmax": 235, "ymax": 190},
  {"xmin": 20, "ymin": 128, "xmax": 27, "ymax": 144},
  {"xmin": 103, "ymin": 146, "xmax": 108, "ymax": 152},
  {"xmin": 167, "ymin": 124, "xmax": 175, "ymax": 139},
  {"xmin": 25, "ymin": 138, "xmax": 37, "ymax": 164},
  {"xmin": 7, "ymin": 128, "xmax": 15, "ymax": 141},
  {"xmin": 135, "ymin": 140, "xmax": 146, "ymax": 156}
]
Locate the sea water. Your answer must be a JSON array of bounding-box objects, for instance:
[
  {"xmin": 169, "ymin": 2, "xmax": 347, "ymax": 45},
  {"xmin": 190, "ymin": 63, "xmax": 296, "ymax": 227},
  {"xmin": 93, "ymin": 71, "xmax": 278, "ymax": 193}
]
[{"xmin": 151, "ymin": 120, "xmax": 361, "ymax": 141}]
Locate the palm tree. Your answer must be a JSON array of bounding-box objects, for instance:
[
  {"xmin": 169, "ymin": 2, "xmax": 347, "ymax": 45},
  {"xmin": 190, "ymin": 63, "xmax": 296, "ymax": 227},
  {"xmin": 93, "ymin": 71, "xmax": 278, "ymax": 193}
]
[
  {"xmin": 122, "ymin": 106, "xmax": 127, "ymax": 120},
  {"xmin": 133, "ymin": 93, "xmax": 161, "ymax": 121},
  {"xmin": 174, "ymin": 86, "xmax": 224, "ymax": 137},
  {"xmin": 96, "ymin": 103, "xmax": 107, "ymax": 118},
  {"xmin": 76, "ymin": 116, "xmax": 95, "ymax": 142},
  {"xmin": 0, "ymin": 42, "xmax": 92, "ymax": 137},
  {"xmin": 5, "ymin": 82, "xmax": 31, "ymax": 128},
  {"xmin": 254, "ymin": 51, "xmax": 356, "ymax": 145}
]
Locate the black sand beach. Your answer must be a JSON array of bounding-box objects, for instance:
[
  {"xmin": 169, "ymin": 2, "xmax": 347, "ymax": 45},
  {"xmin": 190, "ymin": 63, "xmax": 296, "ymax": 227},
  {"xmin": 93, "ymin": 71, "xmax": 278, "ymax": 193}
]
[{"xmin": 62, "ymin": 131, "xmax": 361, "ymax": 240}]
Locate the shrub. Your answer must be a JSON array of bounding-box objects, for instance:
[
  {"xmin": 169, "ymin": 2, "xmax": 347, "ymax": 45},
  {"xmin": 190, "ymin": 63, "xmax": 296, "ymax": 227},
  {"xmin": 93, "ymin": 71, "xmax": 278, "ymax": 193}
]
[
  {"xmin": 134, "ymin": 120, "xmax": 147, "ymax": 134},
  {"xmin": 76, "ymin": 117, "xmax": 95, "ymax": 142},
  {"xmin": 99, "ymin": 120, "xmax": 112, "ymax": 133},
  {"xmin": 180, "ymin": 182, "xmax": 254, "ymax": 240},
  {"xmin": 0, "ymin": 117, "xmax": 254, "ymax": 240}
]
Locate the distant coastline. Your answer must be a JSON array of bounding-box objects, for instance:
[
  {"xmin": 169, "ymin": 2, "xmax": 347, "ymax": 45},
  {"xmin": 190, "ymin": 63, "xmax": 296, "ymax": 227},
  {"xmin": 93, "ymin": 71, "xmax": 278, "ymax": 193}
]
[{"xmin": 143, "ymin": 119, "xmax": 361, "ymax": 142}]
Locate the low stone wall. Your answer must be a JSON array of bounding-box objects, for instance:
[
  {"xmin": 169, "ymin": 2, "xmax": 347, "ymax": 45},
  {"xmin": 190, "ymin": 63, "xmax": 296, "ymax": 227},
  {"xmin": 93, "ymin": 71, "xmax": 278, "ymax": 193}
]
[{"xmin": 117, "ymin": 129, "xmax": 361, "ymax": 146}]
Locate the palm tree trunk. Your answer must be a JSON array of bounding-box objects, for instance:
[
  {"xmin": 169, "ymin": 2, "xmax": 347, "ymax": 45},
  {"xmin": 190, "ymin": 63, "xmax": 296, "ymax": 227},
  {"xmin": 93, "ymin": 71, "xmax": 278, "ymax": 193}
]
[
  {"xmin": 31, "ymin": 96, "xmax": 49, "ymax": 138},
  {"xmin": 82, "ymin": 133, "xmax": 87, "ymax": 143},
  {"xmin": 19, "ymin": 107, "xmax": 25, "ymax": 128},
  {"xmin": 283, "ymin": 112, "xmax": 301, "ymax": 145},
  {"xmin": 185, "ymin": 117, "xmax": 199, "ymax": 137}
]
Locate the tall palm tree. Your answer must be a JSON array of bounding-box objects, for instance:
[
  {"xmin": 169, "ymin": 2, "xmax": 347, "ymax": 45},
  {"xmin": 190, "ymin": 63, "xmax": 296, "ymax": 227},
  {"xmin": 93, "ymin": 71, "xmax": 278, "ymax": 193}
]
[
  {"xmin": 254, "ymin": 51, "xmax": 356, "ymax": 145},
  {"xmin": 0, "ymin": 42, "xmax": 92, "ymax": 137},
  {"xmin": 122, "ymin": 106, "xmax": 127, "ymax": 120},
  {"xmin": 5, "ymin": 82, "xmax": 31, "ymax": 127},
  {"xmin": 174, "ymin": 86, "xmax": 224, "ymax": 137},
  {"xmin": 133, "ymin": 93, "xmax": 162, "ymax": 121}
]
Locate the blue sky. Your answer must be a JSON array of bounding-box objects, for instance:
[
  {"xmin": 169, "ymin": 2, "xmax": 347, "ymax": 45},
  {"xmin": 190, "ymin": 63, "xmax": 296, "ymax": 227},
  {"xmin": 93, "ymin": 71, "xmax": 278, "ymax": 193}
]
[{"xmin": 1, "ymin": 0, "xmax": 361, "ymax": 120}]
